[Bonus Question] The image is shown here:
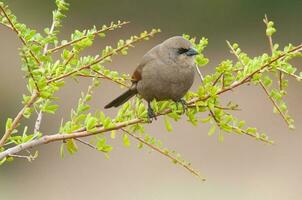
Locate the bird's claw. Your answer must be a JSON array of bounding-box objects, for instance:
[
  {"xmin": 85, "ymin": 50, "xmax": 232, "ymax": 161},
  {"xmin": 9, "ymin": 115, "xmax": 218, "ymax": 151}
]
[
  {"xmin": 147, "ymin": 103, "xmax": 157, "ymax": 121},
  {"xmin": 176, "ymin": 99, "xmax": 188, "ymax": 114}
]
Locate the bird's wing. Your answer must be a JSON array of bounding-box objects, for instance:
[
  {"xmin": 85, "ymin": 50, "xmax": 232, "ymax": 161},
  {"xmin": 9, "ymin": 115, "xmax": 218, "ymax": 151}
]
[{"xmin": 131, "ymin": 44, "xmax": 159, "ymax": 83}]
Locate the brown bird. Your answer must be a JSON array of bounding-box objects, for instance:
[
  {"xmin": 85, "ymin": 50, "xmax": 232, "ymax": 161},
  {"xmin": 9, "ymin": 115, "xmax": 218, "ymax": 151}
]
[{"xmin": 104, "ymin": 36, "xmax": 198, "ymax": 118}]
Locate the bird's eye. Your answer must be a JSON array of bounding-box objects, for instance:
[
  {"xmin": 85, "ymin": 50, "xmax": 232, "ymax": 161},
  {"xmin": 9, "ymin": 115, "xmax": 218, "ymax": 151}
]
[{"xmin": 177, "ymin": 48, "xmax": 189, "ymax": 54}]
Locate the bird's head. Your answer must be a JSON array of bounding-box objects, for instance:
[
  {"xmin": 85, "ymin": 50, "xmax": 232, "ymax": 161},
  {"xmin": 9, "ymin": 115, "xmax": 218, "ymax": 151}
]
[{"xmin": 160, "ymin": 36, "xmax": 198, "ymax": 66}]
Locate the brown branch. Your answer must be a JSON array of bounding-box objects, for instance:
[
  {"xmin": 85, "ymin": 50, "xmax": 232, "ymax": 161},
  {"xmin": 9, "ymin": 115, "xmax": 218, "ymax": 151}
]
[
  {"xmin": 214, "ymin": 105, "xmax": 241, "ymax": 111},
  {"xmin": 0, "ymin": 20, "xmax": 13, "ymax": 31},
  {"xmin": 259, "ymin": 81, "xmax": 290, "ymax": 127},
  {"xmin": 22, "ymin": 52, "xmax": 40, "ymax": 91},
  {"xmin": 63, "ymin": 53, "xmax": 75, "ymax": 66},
  {"xmin": 9, "ymin": 154, "xmax": 30, "ymax": 160},
  {"xmin": 209, "ymin": 108, "xmax": 220, "ymax": 126},
  {"xmin": 276, "ymin": 67, "xmax": 301, "ymax": 81},
  {"xmin": 92, "ymin": 69, "xmax": 130, "ymax": 88},
  {"xmin": 229, "ymin": 125, "xmax": 272, "ymax": 143},
  {"xmin": 226, "ymin": 40, "xmax": 245, "ymax": 67},
  {"xmin": 77, "ymin": 73, "xmax": 130, "ymax": 88},
  {"xmin": 212, "ymin": 73, "xmax": 224, "ymax": 86},
  {"xmin": 74, "ymin": 138, "xmax": 97, "ymax": 150},
  {"xmin": 8, "ymin": 153, "xmax": 37, "ymax": 162},
  {"xmin": 0, "ymin": 91, "xmax": 39, "ymax": 147},
  {"xmin": 121, "ymin": 128, "xmax": 206, "ymax": 181},
  {"xmin": 47, "ymin": 21, "xmax": 130, "ymax": 54},
  {"xmin": 0, "ymin": 5, "xmax": 41, "ymax": 65}
]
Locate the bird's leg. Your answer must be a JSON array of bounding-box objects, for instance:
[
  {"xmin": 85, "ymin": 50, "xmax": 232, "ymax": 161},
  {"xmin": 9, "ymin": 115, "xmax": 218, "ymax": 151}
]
[
  {"xmin": 147, "ymin": 101, "xmax": 157, "ymax": 120},
  {"xmin": 176, "ymin": 98, "xmax": 188, "ymax": 114}
]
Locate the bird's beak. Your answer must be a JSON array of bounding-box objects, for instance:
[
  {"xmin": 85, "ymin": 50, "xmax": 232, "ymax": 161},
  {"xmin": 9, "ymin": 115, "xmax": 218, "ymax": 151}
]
[{"xmin": 185, "ymin": 48, "xmax": 199, "ymax": 56}]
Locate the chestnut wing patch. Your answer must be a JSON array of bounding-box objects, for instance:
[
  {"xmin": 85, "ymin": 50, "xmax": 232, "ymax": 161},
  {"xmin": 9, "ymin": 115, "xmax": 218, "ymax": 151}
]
[{"xmin": 131, "ymin": 63, "xmax": 144, "ymax": 83}]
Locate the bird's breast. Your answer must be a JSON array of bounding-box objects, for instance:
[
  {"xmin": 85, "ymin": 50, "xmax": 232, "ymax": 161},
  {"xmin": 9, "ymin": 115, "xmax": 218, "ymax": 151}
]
[{"xmin": 137, "ymin": 63, "xmax": 195, "ymax": 102}]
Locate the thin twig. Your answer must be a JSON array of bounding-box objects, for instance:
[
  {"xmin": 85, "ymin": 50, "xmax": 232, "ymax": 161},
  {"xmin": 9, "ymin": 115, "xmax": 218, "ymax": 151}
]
[
  {"xmin": 0, "ymin": 20, "xmax": 13, "ymax": 31},
  {"xmin": 212, "ymin": 73, "xmax": 223, "ymax": 86},
  {"xmin": 34, "ymin": 13, "xmax": 58, "ymax": 133},
  {"xmin": 221, "ymin": 74, "xmax": 225, "ymax": 89},
  {"xmin": 34, "ymin": 111, "xmax": 43, "ymax": 134},
  {"xmin": 263, "ymin": 15, "xmax": 274, "ymax": 53},
  {"xmin": 264, "ymin": 15, "xmax": 283, "ymax": 91},
  {"xmin": 47, "ymin": 21, "xmax": 130, "ymax": 54},
  {"xmin": 91, "ymin": 69, "xmax": 130, "ymax": 88},
  {"xmin": 259, "ymin": 80, "xmax": 290, "ymax": 126},
  {"xmin": 22, "ymin": 52, "xmax": 40, "ymax": 91},
  {"xmin": 0, "ymin": 91, "xmax": 39, "ymax": 147},
  {"xmin": 276, "ymin": 67, "xmax": 301, "ymax": 81},
  {"xmin": 77, "ymin": 73, "xmax": 130, "ymax": 88},
  {"xmin": 0, "ymin": 5, "xmax": 40, "ymax": 65},
  {"xmin": 227, "ymin": 39, "xmax": 296, "ymax": 127},
  {"xmin": 226, "ymin": 40, "xmax": 246, "ymax": 67},
  {"xmin": 121, "ymin": 128, "xmax": 205, "ymax": 180},
  {"xmin": 47, "ymin": 31, "xmax": 157, "ymax": 83},
  {"xmin": 215, "ymin": 105, "xmax": 241, "ymax": 111},
  {"xmin": 74, "ymin": 138, "xmax": 97, "ymax": 149},
  {"xmin": 8, "ymin": 154, "xmax": 33, "ymax": 161},
  {"xmin": 63, "ymin": 53, "xmax": 75, "ymax": 66},
  {"xmin": 194, "ymin": 64, "xmax": 204, "ymax": 83}
]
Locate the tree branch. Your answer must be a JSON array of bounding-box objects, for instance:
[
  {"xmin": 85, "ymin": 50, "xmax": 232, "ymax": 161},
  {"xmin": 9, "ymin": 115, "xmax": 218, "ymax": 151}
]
[
  {"xmin": 264, "ymin": 15, "xmax": 283, "ymax": 91},
  {"xmin": 121, "ymin": 128, "xmax": 206, "ymax": 181},
  {"xmin": 47, "ymin": 30, "xmax": 158, "ymax": 83},
  {"xmin": 74, "ymin": 138, "xmax": 97, "ymax": 150},
  {"xmin": 226, "ymin": 40, "xmax": 300, "ymax": 127},
  {"xmin": 47, "ymin": 21, "xmax": 130, "ymax": 54},
  {"xmin": 276, "ymin": 67, "xmax": 302, "ymax": 81},
  {"xmin": 263, "ymin": 15, "xmax": 274, "ymax": 53},
  {"xmin": 78, "ymin": 73, "xmax": 130, "ymax": 88},
  {"xmin": 259, "ymin": 81, "xmax": 290, "ymax": 126},
  {"xmin": 0, "ymin": 91, "xmax": 39, "ymax": 147},
  {"xmin": 0, "ymin": 5, "xmax": 41, "ymax": 65},
  {"xmin": 0, "ymin": 72, "xmax": 277, "ymax": 159}
]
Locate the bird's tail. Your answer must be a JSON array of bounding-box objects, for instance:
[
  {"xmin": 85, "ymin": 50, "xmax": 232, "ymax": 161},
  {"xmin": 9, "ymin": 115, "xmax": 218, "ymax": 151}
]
[{"xmin": 104, "ymin": 88, "xmax": 137, "ymax": 109}]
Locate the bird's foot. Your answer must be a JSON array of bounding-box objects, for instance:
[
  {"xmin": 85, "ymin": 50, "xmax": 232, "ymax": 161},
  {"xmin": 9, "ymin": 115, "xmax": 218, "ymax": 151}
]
[
  {"xmin": 176, "ymin": 99, "xmax": 188, "ymax": 114},
  {"xmin": 147, "ymin": 102, "xmax": 157, "ymax": 121}
]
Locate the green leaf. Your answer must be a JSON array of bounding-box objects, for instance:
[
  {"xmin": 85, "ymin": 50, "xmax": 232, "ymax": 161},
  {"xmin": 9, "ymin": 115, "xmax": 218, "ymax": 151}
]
[
  {"xmin": 164, "ymin": 116, "xmax": 173, "ymax": 132},
  {"xmin": 102, "ymin": 145, "xmax": 113, "ymax": 153},
  {"xmin": 218, "ymin": 131, "xmax": 224, "ymax": 143},
  {"xmin": 66, "ymin": 139, "xmax": 78, "ymax": 155},
  {"xmin": 5, "ymin": 118, "xmax": 13, "ymax": 131},
  {"xmin": 85, "ymin": 116, "xmax": 98, "ymax": 131},
  {"xmin": 96, "ymin": 137, "xmax": 113, "ymax": 153},
  {"xmin": 110, "ymin": 130, "xmax": 116, "ymax": 139},
  {"xmin": 42, "ymin": 104, "xmax": 59, "ymax": 114},
  {"xmin": 123, "ymin": 134, "xmax": 131, "ymax": 147},
  {"xmin": 60, "ymin": 143, "xmax": 65, "ymax": 158},
  {"xmin": 98, "ymin": 32, "xmax": 106, "ymax": 38},
  {"xmin": 0, "ymin": 157, "xmax": 7, "ymax": 166},
  {"xmin": 208, "ymin": 125, "xmax": 216, "ymax": 136},
  {"xmin": 23, "ymin": 107, "xmax": 32, "ymax": 118},
  {"xmin": 266, "ymin": 27, "xmax": 276, "ymax": 36}
]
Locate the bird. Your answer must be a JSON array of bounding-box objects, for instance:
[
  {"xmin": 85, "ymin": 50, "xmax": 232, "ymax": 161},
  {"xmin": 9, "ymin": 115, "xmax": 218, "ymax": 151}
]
[{"xmin": 104, "ymin": 36, "xmax": 199, "ymax": 119}]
